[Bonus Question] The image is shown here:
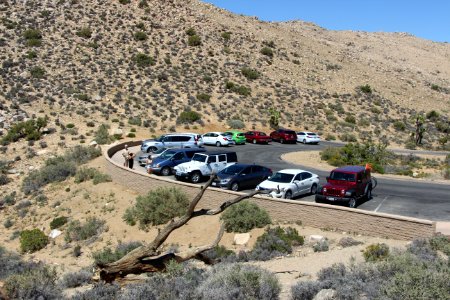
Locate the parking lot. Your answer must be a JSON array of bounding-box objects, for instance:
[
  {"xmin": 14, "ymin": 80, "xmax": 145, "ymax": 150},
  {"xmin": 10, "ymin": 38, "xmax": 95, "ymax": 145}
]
[{"xmin": 117, "ymin": 141, "xmax": 450, "ymax": 221}]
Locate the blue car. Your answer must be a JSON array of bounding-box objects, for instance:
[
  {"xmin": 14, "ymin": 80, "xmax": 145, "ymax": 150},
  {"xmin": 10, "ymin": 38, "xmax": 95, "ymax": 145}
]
[
  {"xmin": 211, "ymin": 163, "xmax": 273, "ymax": 191},
  {"xmin": 147, "ymin": 148, "xmax": 206, "ymax": 176}
]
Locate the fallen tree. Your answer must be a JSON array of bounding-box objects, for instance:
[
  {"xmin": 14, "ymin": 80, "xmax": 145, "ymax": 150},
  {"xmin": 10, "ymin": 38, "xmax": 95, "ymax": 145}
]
[{"xmin": 96, "ymin": 175, "xmax": 267, "ymax": 283}]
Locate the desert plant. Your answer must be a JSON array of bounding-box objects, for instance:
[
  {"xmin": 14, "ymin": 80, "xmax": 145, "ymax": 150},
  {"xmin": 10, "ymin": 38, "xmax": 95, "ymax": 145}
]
[
  {"xmin": 93, "ymin": 242, "xmax": 143, "ymax": 265},
  {"xmin": 188, "ymin": 35, "xmax": 201, "ymax": 46},
  {"xmin": 313, "ymin": 239, "xmax": 329, "ymax": 252},
  {"xmin": 133, "ymin": 31, "xmax": 147, "ymax": 41},
  {"xmin": 363, "ymin": 243, "xmax": 390, "ymax": 262},
  {"xmin": 72, "ymin": 282, "xmax": 120, "ymax": 300},
  {"xmin": 185, "ymin": 28, "xmax": 196, "ymax": 36},
  {"xmin": 227, "ymin": 119, "xmax": 245, "ymax": 129},
  {"xmin": 338, "ymin": 236, "xmax": 363, "ymax": 248},
  {"xmin": 393, "ymin": 120, "xmax": 406, "ymax": 131},
  {"xmin": 59, "ymin": 269, "xmax": 92, "ymax": 288},
  {"xmin": 23, "ymin": 28, "xmax": 42, "ymax": 47},
  {"xmin": 20, "ymin": 229, "xmax": 48, "ymax": 253},
  {"xmin": 291, "ymin": 281, "xmax": 322, "ymax": 300},
  {"xmin": 268, "ymin": 107, "xmax": 281, "ymax": 129},
  {"xmin": 123, "ymin": 187, "xmax": 189, "ymax": 229},
  {"xmin": 76, "ymin": 27, "xmax": 92, "ymax": 38},
  {"xmin": 30, "ymin": 66, "xmax": 46, "ymax": 78},
  {"xmin": 196, "ymin": 93, "xmax": 211, "ymax": 102},
  {"xmin": 221, "ymin": 31, "xmax": 231, "ymax": 41},
  {"xmin": 134, "ymin": 53, "xmax": 155, "ymax": 67},
  {"xmin": 221, "ymin": 201, "xmax": 271, "ymax": 233},
  {"xmin": 94, "ymin": 124, "xmax": 113, "ymax": 144},
  {"xmin": 260, "ymin": 47, "xmax": 273, "ymax": 57},
  {"xmin": 75, "ymin": 167, "xmax": 111, "ymax": 184},
  {"xmin": 65, "ymin": 217, "xmax": 106, "ymax": 242},
  {"xmin": 359, "ymin": 84, "xmax": 372, "ymax": 94},
  {"xmin": 1, "ymin": 117, "xmax": 47, "ymax": 144},
  {"xmin": 177, "ymin": 110, "xmax": 201, "ymax": 124},
  {"xmin": 241, "ymin": 67, "xmax": 260, "ymax": 80},
  {"xmin": 197, "ymin": 264, "xmax": 281, "ymax": 300},
  {"xmin": 50, "ymin": 216, "xmax": 68, "ymax": 229}
]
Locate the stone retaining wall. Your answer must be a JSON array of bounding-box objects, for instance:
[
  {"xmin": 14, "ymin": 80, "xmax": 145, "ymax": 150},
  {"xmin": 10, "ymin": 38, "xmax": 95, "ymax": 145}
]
[{"xmin": 104, "ymin": 142, "xmax": 436, "ymax": 240}]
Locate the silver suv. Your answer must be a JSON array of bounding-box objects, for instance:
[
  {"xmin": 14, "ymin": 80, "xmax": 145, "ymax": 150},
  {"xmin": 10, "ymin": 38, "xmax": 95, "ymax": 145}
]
[{"xmin": 140, "ymin": 133, "xmax": 203, "ymax": 153}]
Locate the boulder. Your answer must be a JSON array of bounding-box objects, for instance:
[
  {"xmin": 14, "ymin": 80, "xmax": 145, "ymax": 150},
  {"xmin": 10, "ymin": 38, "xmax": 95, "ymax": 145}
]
[
  {"xmin": 308, "ymin": 235, "xmax": 325, "ymax": 244},
  {"xmin": 89, "ymin": 140, "xmax": 98, "ymax": 147},
  {"xmin": 49, "ymin": 229, "xmax": 62, "ymax": 239},
  {"xmin": 313, "ymin": 289, "xmax": 337, "ymax": 300},
  {"xmin": 233, "ymin": 233, "xmax": 250, "ymax": 245}
]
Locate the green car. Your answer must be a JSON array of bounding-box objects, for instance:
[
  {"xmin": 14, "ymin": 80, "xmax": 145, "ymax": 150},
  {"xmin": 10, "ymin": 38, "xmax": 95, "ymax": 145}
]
[{"xmin": 223, "ymin": 131, "xmax": 246, "ymax": 145}]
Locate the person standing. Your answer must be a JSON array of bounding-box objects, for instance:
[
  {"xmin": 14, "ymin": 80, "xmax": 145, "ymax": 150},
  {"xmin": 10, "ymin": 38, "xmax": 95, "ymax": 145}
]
[
  {"xmin": 122, "ymin": 144, "xmax": 130, "ymax": 167},
  {"xmin": 128, "ymin": 152, "xmax": 135, "ymax": 169}
]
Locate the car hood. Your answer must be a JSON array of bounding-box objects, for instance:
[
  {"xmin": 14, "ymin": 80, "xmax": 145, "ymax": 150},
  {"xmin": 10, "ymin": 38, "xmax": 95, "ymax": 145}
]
[
  {"xmin": 258, "ymin": 180, "xmax": 290, "ymax": 190},
  {"xmin": 174, "ymin": 161, "xmax": 205, "ymax": 171},
  {"xmin": 323, "ymin": 181, "xmax": 354, "ymax": 189},
  {"xmin": 215, "ymin": 173, "xmax": 237, "ymax": 181}
]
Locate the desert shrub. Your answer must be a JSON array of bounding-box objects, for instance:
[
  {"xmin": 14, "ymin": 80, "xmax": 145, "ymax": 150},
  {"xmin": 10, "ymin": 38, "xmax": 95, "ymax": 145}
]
[
  {"xmin": 363, "ymin": 243, "xmax": 389, "ymax": 262},
  {"xmin": 197, "ymin": 264, "xmax": 280, "ymax": 300},
  {"xmin": 291, "ymin": 281, "xmax": 322, "ymax": 300},
  {"xmin": 313, "ymin": 238, "xmax": 329, "ymax": 252},
  {"xmin": 127, "ymin": 132, "xmax": 136, "ymax": 138},
  {"xmin": 23, "ymin": 28, "xmax": 42, "ymax": 47},
  {"xmin": 20, "ymin": 229, "xmax": 48, "ymax": 253},
  {"xmin": 128, "ymin": 116, "xmax": 142, "ymax": 126},
  {"xmin": 72, "ymin": 282, "xmax": 120, "ymax": 300},
  {"xmin": 64, "ymin": 145, "xmax": 101, "ymax": 164},
  {"xmin": 227, "ymin": 119, "xmax": 245, "ymax": 129},
  {"xmin": 188, "ymin": 34, "xmax": 201, "ymax": 46},
  {"xmin": 393, "ymin": 120, "xmax": 406, "ymax": 131},
  {"xmin": 225, "ymin": 81, "xmax": 251, "ymax": 96},
  {"xmin": 260, "ymin": 47, "xmax": 273, "ymax": 57},
  {"xmin": 177, "ymin": 110, "xmax": 201, "ymax": 124},
  {"xmin": 435, "ymin": 121, "xmax": 449, "ymax": 133},
  {"xmin": 250, "ymin": 227, "xmax": 303, "ymax": 261},
  {"xmin": 319, "ymin": 147, "xmax": 345, "ymax": 166},
  {"xmin": 59, "ymin": 269, "xmax": 92, "ymax": 288},
  {"xmin": 196, "ymin": 93, "xmax": 211, "ymax": 102},
  {"xmin": 75, "ymin": 167, "xmax": 112, "ymax": 184},
  {"xmin": 1, "ymin": 117, "xmax": 47, "ymax": 144},
  {"xmin": 76, "ymin": 27, "xmax": 92, "ymax": 38},
  {"xmin": 30, "ymin": 66, "xmax": 46, "ymax": 78},
  {"xmin": 93, "ymin": 241, "xmax": 143, "ymax": 266},
  {"xmin": 221, "ymin": 31, "xmax": 231, "ymax": 41},
  {"xmin": 0, "ymin": 174, "xmax": 10, "ymax": 185},
  {"xmin": 345, "ymin": 114, "xmax": 356, "ymax": 124},
  {"xmin": 4, "ymin": 218, "xmax": 13, "ymax": 228},
  {"xmin": 4, "ymin": 265, "xmax": 62, "ymax": 300},
  {"xmin": 133, "ymin": 31, "xmax": 147, "ymax": 41},
  {"xmin": 95, "ymin": 124, "xmax": 113, "ymax": 144},
  {"xmin": 359, "ymin": 84, "xmax": 372, "ymax": 94},
  {"xmin": 221, "ymin": 201, "xmax": 271, "ymax": 233},
  {"xmin": 426, "ymin": 110, "xmax": 440, "ymax": 120},
  {"xmin": 123, "ymin": 187, "xmax": 189, "ymax": 229},
  {"xmin": 338, "ymin": 236, "xmax": 363, "ymax": 248},
  {"xmin": 0, "ymin": 246, "xmax": 41, "ymax": 279},
  {"xmin": 134, "ymin": 53, "xmax": 155, "ymax": 67},
  {"xmin": 429, "ymin": 234, "xmax": 450, "ymax": 256},
  {"xmin": 186, "ymin": 28, "xmax": 196, "ymax": 36},
  {"xmin": 50, "ymin": 216, "xmax": 68, "ymax": 229},
  {"xmin": 202, "ymin": 245, "xmax": 237, "ymax": 263},
  {"xmin": 241, "ymin": 67, "xmax": 260, "ymax": 80},
  {"xmin": 119, "ymin": 266, "xmax": 204, "ymax": 300},
  {"xmin": 340, "ymin": 132, "xmax": 357, "ymax": 142},
  {"xmin": 65, "ymin": 217, "xmax": 106, "ymax": 242}
]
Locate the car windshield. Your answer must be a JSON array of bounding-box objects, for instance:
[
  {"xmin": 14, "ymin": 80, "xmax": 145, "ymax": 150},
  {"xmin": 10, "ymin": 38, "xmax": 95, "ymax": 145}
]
[
  {"xmin": 259, "ymin": 132, "xmax": 267, "ymax": 136},
  {"xmin": 221, "ymin": 165, "xmax": 245, "ymax": 175},
  {"xmin": 330, "ymin": 172, "xmax": 356, "ymax": 182},
  {"xmin": 159, "ymin": 150, "xmax": 176, "ymax": 160},
  {"xmin": 192, "ymin": 153, "xmax": 207, "ymax": 163},
  {"xmin": 269, "ymin": 172, "xmax": 294, "ymax": 183}
]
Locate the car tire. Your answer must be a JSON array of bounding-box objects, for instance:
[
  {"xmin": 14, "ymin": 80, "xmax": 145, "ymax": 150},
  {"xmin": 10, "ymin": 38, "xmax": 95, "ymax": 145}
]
[
  {"xmin": 303, "ymin": 139, "xmax": 306, "ymax": 144},
  {"xmin": 366, "ymin": 187, "xmax": 372, "ymax": 200},
  {"xmin": 190, "ymin": 171, "xmax": 202, "ymax": 184},
  {"xmin": 348, "ymin": 198, "xmax": 357, "ymax": 208},
  {"xmin": 215, "ymin": 141, "xmax": 221, "ymax": 147},
  {"xmin": 149, "ymin": 146, "xmax": 158, "ymax": 152},
  {"xmin": 280, "ymin": 139, "xmax": 284, "ymax": 144},
  {"xmin": 161, "ymin": 167, "xmax": 171, "ymax": 176},
  {"xmin": 310, "ymin": 184, "xmax": 318, "ymax": 195},
  {"xmin": 253, "ymin": 139, "xmax": 257, "ymax": 144},
  {"xmin": 284, "ymin": 190, "xmax": 292, "ymax": 199},
  {"xmin": 230, "ymin": 182, "xmax": 239, "ymax": 191}
]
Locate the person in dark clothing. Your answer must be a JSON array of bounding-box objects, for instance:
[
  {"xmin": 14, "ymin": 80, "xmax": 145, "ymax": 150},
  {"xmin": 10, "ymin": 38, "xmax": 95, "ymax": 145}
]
[{"xmin": 128, "ymin": 152, "xmax": 135, "ymax": 169}]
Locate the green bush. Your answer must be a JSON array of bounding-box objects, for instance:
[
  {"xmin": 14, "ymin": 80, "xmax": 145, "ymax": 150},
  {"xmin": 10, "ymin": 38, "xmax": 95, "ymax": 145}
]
[
  {"xmin": 429, "ymin": 234, "xmax": 450, "ymax": 255},
  {"xmin": 241, "ymin": 67, "xmax": 260, "ymax": 80},
  {"xmin": 93, "ymin": 241, "xmax": 143, "ymax": 266},
  {"xmin": 363, "ymin": 243, "xmax": 389, "ymax": 262},
  {"xmin": 227, "ymin": 119, "xmax": 245, "ymax": 129},
  {"xmin": 128, "ymin": 116, "xmax": 142, "ymax": 126},
  {"xmin": 186, "ymin": 28, "xmax": 196, "ymax": 36},
  {"xmin": 50, "ymin": 216, "xmax": 68, "ymax": 229},
  {"xmin": 23, "ymin": 29, "xmax": 42, "ymax": 47},
  {"xmin": 340, "ymin": 133, "xmax": 357, "ymax": 142},
  {"xmin": 197, "ymin": 264, "xmax": 281, "ymax": 300},
  {"xmin": 225, "ymin": 81, "xmax": 251, "ymax": 96},
  {"xmin": 123, "ymin": 187, "xmax": 189, "ymax": 229},
  {"xmin": 75, "ymin": 167, "xmax": 111, "ymax": 185},
  {"xmin": 221, "ymin": 201, "xmax": 271, "ymax": 233},
  {"xmin": 30, "ymin": 66, "xmax": 46, "ymax": 78},
  {"xmin": 1, "ymin": 117, "xmax": 47, "ymax": 145},
  {"xmin": 393, "ymin": 120, "xmax": 406, "ymax": 131},
  {"xmin": 196, "ymin": 93, "xmax": 211, "ymax": 102},
  {"xmin": 260, "ymin": 47, "xmax": 273, "ymax": 57},
  {"xmin": 177, "ymin": 110, "xmax": 201, "ymax": 124},
  {"xmin": 20, "ymin": 229, "xmax": 48, "ymax": 253},
  {"xmin": 221, "ymin": 31, "xmax": 231, "ymax": 41},
  {"xmin": 134, "ymin": 31, "xmax": 147, "ymax": 41},
  {"xmin": 76, "ymin": 27, "xmax": 92, "ymax": 39},
  {"xmin": 94, "ymin": 124, "xmax": 113, "ymax": 144},
  {"xmin": 188, "ymin": 34, "xmax": 201, "ymax": 46},
  {"xmin": 345, "ymin": 114, "xmax": 356, "ymax": 124},
  {"xmin": 250, "ymin": 227, "xmax": 304, "ymax": 260},
  {"xmin": 359, "ymin": 84, "xmax": 372, "ymax": 94},
  {"xmin": 127, "ymin": 132, "xmax": 136, "ymax": 138},
  {"xmin": 320, "ymin": 147, "xmax": 345, "ymax": 166},
  {"xmin": 426, "ymin": 110, "xmax": 440, "ymax": 120},
  {"xmin": 65, "ymin": 217, "xmax": 106, "ymax": 242},
  {"xmin": 134, "ymin": 53, "xmax": 155, "ymax": 67}
]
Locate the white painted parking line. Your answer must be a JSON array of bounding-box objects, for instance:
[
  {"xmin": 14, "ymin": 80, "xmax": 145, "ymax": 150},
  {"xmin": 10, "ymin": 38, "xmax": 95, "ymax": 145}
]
[{"xmin": 374, "ymin": 196, "xmax": 389, "ymax": 212}]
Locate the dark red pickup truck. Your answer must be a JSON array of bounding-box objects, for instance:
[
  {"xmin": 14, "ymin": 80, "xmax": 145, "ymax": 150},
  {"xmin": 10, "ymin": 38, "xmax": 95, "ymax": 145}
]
[
  {"xmin": 244, "ymin": 131, "xmax": 272, "ymax": 144},
  {"xmin": 315, "ymin": 165, "xmax": 374, "ymax": 208}
]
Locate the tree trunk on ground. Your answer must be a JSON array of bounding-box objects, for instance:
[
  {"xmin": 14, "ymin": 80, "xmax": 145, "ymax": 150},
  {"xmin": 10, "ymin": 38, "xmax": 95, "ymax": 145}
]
[{"xmin": 96, "ymin": 175, "xmax": 265, "ymax": 283}]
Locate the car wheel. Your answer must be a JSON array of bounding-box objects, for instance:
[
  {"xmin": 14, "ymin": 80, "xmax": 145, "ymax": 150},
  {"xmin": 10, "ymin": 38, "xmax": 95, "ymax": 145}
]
[
  {"xmin": 366, "ymin": 188, "xmax": 372, "ymax": 200},
  {"xmin": 215, "ymin": 141, "xmax": 221, "ymax": 147},
  {"xmin": 149, "ymin": 146, "xmax": 158, "ymax": 152},
  {"xmin": 310, "ymin": 184, "xmax": 318, "ymax": 195},
  {"xmin": 280, "ymin": 139, "xmax": 284, "ymax": 144},
  {"xmin": 190, "ymin": 171, "xmax": 202, "ymax": 184},
  {"xmin": 253, "ymin": 139, "xmax": 257, "ymax": 144},
  {"xmin": 230, "ymin": 182, "xmax": 239, "ymax": 191},
  {"xmin": 348, "ymin": 198, "xmax": 357, "ymax": 208},
  {"xmin": 303, "ymin": 139, "xmax": 306, "ymax": 144},
  {"xmin": 161, "ymin": 167, "xmax": 171, "ymax": 176},
  {"xmin": 284, "ymin": 190, "xmax": 292, "ymax": 199}
]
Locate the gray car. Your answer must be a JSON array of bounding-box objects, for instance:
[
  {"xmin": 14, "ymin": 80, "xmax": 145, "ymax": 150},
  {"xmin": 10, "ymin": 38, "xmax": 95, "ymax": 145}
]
[{"xmin": 140, "ymin": 133, "xmax": 203, "ymax": 153}]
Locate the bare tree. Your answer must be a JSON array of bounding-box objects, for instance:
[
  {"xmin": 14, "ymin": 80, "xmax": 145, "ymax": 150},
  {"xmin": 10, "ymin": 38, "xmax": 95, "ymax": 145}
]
[{"xmin": 96, "ymin": 175, "xmax": 266, "ymax": 283}]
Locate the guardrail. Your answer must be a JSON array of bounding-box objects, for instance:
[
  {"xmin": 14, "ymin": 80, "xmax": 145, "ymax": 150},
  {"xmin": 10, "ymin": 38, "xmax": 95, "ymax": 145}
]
[{"xmin": 104, "ymin": 141, "xmax": 436, "ymax": 240}]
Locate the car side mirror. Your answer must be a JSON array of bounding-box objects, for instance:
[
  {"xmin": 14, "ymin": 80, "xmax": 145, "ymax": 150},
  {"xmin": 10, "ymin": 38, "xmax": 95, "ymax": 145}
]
[
  {"xmin": 294, "ymin": 180, "xmax": 300, "ymax": 184},
  {"xmin": 326, "ymin": 176, "xmax": 330, "ymax": 181}
]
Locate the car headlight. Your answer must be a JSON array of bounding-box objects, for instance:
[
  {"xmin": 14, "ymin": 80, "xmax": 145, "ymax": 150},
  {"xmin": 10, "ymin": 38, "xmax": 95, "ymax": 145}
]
[
  {"xmin": 256, "ymin": 185, "xmax": 260, "ymax": 190},
  {"xmin": 156, "ymin": 163, "xmax": 161, "ymax": 168},
  {"xmin": 220, "ymin": 178, "xmax": 231, "ymax": 184},
  {"xmin": 323, "ymin": 187, "xmax": 327, "ymax": 192}
]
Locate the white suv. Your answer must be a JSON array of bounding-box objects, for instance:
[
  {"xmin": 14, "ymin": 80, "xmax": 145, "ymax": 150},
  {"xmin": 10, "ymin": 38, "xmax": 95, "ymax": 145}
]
[
  {"xmin": 174, "ymin": 151, "xmax": 238, "ymax": 183},
  {"xmin": 140, "ymin": 133, "xmax": 203, "ymax": 153}
]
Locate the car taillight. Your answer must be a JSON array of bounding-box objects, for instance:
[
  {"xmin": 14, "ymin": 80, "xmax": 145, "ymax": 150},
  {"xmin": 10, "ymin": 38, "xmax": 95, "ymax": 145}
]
[{"xmin": 223, "ymin": 138, "xmax": 227, "ymax": 141}]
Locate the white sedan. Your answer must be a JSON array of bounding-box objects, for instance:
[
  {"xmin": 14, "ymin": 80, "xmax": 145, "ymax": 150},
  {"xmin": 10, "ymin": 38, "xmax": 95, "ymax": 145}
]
[
  {"xmin": 202, "ymin": 132, "xmax": 234, "ymax": 147},
  {"xmin": 297, "ymin": 131, "xmax": 321, "ymax": 144},
  {"xmin": 256, "ymin": 169, "xmax": 319, "ymax": 199}
]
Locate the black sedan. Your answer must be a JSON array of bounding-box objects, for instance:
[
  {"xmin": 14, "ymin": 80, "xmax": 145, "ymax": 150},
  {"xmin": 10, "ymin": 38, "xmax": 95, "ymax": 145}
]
[{"xmin": 211, "ymin": 164, "xmax": 272, "ymax": 191}]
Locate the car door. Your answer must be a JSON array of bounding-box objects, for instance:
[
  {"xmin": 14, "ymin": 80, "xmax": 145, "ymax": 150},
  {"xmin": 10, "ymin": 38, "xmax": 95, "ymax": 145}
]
[
  {"xmin": 207, "ymin": 155, "xmax": 219, "ymax": 173},
  {"xmin": 250, "ymin": 165, "xmax": 264, "ymax": 187},
  {"xmin": 216, "ymin": 154, "xmax": 228, "ymax": 172},
  {"xmin": 291, "ymin": 173, "xmax": 303, "ymax": 196},
  {"xmin": 238, "ymin": 166, "xmax": 253, "ymax": 189},
  {"xmin": 203, "ymin": 133, "xmax": 211, "ymax": 145},
  {"xmin": 245, "ymin": 131, "xmax": 254, "ymax": 142},
  {"xmin": 170, "ymin": 152, "xmax": 185, "ymax": 167},
  {"xmin": 300, "ymin": 172, "xmax": 313, "ymax": 194}
]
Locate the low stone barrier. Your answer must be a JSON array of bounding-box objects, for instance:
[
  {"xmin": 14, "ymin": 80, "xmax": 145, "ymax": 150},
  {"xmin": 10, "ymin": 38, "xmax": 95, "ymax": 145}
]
[{"xmin": 104, "ymin": 141, "xmax": 436, "ymax": 240}]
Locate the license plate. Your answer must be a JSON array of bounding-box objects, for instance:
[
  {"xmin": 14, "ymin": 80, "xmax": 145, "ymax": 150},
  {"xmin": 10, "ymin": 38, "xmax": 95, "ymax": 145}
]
[
  {"xmin": 327, "ymin": 197, "xmax": 335, "ymax": 201},
  {"xmin": 211, "ymin": 182, "xmax": 217, "ymax": 186}
]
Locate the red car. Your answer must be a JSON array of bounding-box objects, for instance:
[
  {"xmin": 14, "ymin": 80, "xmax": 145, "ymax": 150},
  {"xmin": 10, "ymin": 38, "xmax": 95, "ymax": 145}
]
[
  {"xmin": 269, "ymin": 128, "xmax": 297, "ymax": 144},
  {"xmin": 315, "ymin": 165, "xmax": 374, "ymax": 208},
  {"xmin": 244, "ymin": 131, "xmax": 272, "ymax": 144}
]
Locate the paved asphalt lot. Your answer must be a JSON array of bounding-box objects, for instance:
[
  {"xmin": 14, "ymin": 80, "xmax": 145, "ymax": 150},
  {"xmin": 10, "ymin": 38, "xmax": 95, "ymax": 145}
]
[{"xmin": 131, "ymin": 141, "xmax": 450, "ymax": 221}]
